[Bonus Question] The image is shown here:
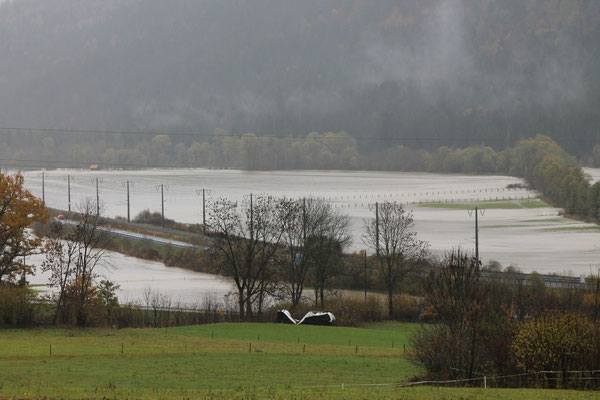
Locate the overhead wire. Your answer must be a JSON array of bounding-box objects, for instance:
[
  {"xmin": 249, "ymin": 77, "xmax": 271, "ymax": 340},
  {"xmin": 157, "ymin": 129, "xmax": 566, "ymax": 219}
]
[{"xmin": 0, "ymin": 125, "xmax": 594, "ymax": 143}]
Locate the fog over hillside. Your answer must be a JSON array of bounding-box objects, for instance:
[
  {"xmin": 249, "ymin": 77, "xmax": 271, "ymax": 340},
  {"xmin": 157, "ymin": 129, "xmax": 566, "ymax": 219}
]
[{"xmin": 0, "ymin": 0, "xmax": 599, "ymax": 161}]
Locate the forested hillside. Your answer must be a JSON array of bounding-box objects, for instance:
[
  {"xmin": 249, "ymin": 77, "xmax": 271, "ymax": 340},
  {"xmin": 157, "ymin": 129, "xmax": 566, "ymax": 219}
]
[{"xmin": 0, "ymin": 0, "xmax": 599, "ymax": 166}]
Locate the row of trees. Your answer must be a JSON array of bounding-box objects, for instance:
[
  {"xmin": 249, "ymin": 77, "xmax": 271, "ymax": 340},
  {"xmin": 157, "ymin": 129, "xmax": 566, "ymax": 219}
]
[
  {"xmin": 208, "ymin": 195, "xmax": 429, "ymax": 319},
  {"xmin": 0, "ymin": 130, "xmax": 578, "ymax": 174}
]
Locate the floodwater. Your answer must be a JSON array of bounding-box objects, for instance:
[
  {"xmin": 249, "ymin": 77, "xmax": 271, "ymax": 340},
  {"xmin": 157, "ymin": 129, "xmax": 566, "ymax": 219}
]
[
  {"xmin": 26, "ymin": 250, "xmax": 234, "ymax": 305},
  {"xmin": 584, "ymin": 167, "xmax": 600, "ymax": 183},
  {"xmin": 16, "ymin": 168, "xmax": 600, "ymax": 298}
]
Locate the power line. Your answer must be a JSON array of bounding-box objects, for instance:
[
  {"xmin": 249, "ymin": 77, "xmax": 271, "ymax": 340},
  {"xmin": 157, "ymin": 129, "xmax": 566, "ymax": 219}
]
[
  {"xmin": 0, "ymin": 125, "xmax": 594, "ymax": 143},
  {"xmin": 0, "ymin": 157, "xmax": 195, "ymax": 169}
]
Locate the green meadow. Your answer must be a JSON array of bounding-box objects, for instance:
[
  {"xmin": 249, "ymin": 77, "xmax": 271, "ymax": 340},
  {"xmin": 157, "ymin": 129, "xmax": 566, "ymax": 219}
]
[
  {"xmin": 0, "ymin": 322, "xmax": 598, "ymax": 399},
  {"xmin": 418, "ymin": 198, "xmax": 550, "ymax": 210}
]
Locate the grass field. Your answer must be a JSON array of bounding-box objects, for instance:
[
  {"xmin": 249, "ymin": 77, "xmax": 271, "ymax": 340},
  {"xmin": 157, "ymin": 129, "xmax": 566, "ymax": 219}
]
[
  {"xmin": 1, "ymin": 322, "xmax": 598, "ymax": 399},
  {"xmin": 540, "ymin": 225, "xmax": 600, "ymax": 232},
  {"xmin": 419, "ymin": 199, "xmax": 549, "ymax": 210}
]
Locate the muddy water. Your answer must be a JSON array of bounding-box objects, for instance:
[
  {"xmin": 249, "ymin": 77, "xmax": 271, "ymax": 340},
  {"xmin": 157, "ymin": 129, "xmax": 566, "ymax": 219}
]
[
  {"xmin": 584, "ymin": 167, "xmax": 600, "ymax": 183},
  {"xmin": 26, "ymin": 250, "xmax": 234, "ymax": 304},
  {"xmin": 18, "ymin": 169, "xmax": 600, "ymax": 298}
]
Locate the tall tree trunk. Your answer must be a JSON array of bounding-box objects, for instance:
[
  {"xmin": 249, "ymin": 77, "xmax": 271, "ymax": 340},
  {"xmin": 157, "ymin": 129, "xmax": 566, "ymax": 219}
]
[
  {"xmin": 257, "ymin": 283, "xmax": 265, "ymax": 320},
  {"xmin": 320, "ymin": 286, "xmax": 324, "ymax": 308},
  {"xmin": 245, "ymin": 288, "xmax": 253, "ymax": 321},
  {"xmin": 388, "ymin": 286, "xmax": 394, "ymax": 317},
  {"xmin": 53, "ymin": 294, "xmax": 63, "ymax": 325},
  {"xmin": 76, "ymin": 308, "xmax": 86, "ymax": 327},
  {"xmin": 291, "ymin": 284, "xmax": 299, "ymax": 311},
  {"xmin": 76, "ymin": 291, "xmax": 87, "ymax": 327},
  {"xmin": 238, "ymin": 291, "xmax": 245, "ymax": 320}
]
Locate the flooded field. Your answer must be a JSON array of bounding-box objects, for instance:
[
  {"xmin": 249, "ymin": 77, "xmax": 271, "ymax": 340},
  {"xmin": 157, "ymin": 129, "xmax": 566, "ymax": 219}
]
[
  {"xmin": 584, "ymin": 167, "xmax": 600, "ymax": 183},
  {"xmin": 26, "ymin": 250, "xmax": 234, "ymax": 304},
  {"xmin": 17, "ymin": 168, "xmax": 600, "ymax": 297}
]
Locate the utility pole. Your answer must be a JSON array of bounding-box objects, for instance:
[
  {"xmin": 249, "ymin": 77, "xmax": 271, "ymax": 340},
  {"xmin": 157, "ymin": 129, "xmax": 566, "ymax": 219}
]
[
  {"xmin": 67, "ymin": 175, "xmax": 71, "ymax": 212},
  {"xmin": 475, "ymin": 206, "xmax": 479, "ymax": 266},
  {"xmin": 469, "ymin": 206, "xmax": 484, "ymax": 266},
  {"xmin": 364, "ymin": 250, "xmax": 368, "ymax": 302},
  {"xmin": 250, "ymin": 193, "xmax": 254, "ymax": 241},
  {"xmin": 202, "ymin": 188, "xmax": 206, "ymax": 232},
  {"xmin": 594, "ymin": 267, "xmax": 600, "ymax": 324},
  {"xmin": 126, "ymin": 181, "xmax": 130, "ymax": 222},
  {"xmin": 41, "ymin": 171, "xmax": 45, "ymax": 203},
  {"xmin": 375, "ymin": 202, "xmax": 380, "ymax": 257},
  {"xmin": 95, "ymin": 177, "xmax": 100, "ymax": 215},
  {"xmin": 161, "ymin": 184, "xmax": 165, "ymax": 230},
  {"xmin": 195, "ymin": 189, "xmax": 211, "ymax": 232}
]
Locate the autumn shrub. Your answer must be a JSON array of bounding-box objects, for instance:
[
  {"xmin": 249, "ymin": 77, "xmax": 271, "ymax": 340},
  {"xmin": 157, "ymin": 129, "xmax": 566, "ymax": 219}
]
[
  {"xmin": 583, "ymin": 291, "xmax": 600, "ymax": 322},
  {"xmin": 409, "ymin": 310, "xmax": 517, "ymax": 383},
  {"xmin": 0, "ymin": 286, "xmax": 38, "ymax": 327},
  {"xmin": 391, "ymin": 293, "xmax": 423, "ymax": 321},
  {"xmin": 322, "ymin": 294, "xmax": 386, "ymax": 326},
  {"xmin": 409, "ymin": 325, "xmax": 471, "ymax": 380},
  {"xmin": 410, "ymin": 250, "xmax": 519, "ymax": 383},
  {"xmin": 512, "ymin": 312, "xmax": 599, "ymax": 387}
]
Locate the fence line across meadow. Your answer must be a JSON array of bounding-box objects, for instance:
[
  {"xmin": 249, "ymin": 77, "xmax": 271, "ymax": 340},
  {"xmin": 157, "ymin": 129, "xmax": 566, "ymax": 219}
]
[
  {"xmin": 16, "ymin": 168, "xmax": 535, "ymax": 209},
  {"xmin": 330, "ymin": 193, "xmax": 537, "ymax": 208},
  {"xmin": 282, "ymin": 370, "xmax": 600, "ymax": 391}
]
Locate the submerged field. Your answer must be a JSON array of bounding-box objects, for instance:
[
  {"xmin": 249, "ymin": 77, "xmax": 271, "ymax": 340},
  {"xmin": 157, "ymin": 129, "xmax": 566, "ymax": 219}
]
[
  {"xmin": 418, "ymin": 198, "xmax": 549, "ymax": 210},
  {"xmin": 21, "ymin": 168, "xmax": 600, "ymax": 284},
  {"xmin": 1, "ymin": 323, "xmax": 598, "ymax": 399}
]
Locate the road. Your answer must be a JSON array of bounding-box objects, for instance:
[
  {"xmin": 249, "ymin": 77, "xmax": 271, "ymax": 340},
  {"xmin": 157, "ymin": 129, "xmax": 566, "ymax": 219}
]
[{"xmin": 60, "ymin": 219, "xmax": 204, "ymax": 250}]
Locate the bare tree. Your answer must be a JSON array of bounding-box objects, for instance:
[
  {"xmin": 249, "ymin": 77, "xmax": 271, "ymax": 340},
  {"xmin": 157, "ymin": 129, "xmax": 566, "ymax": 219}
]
[
  {"xmin": 304, "ymin": 199, "xmax": 352, "ymax": 308},
  {"xmin": 363, "ymin": 202, "xmax": 429, "ymax": 317},
  {"xmin": 41, "ymin": 224, "xmax": 78, "ymax": 324},
  {"xmin": 72, "ymin": 199, "xmax": 109, "ymax": 327},
  {"xmin": 209, "ymin": 195, "xmax": 298, "ymax": 320},
  {"xmin": 278, "ymin": 199, "xmax": 309, "ymax": 310}
]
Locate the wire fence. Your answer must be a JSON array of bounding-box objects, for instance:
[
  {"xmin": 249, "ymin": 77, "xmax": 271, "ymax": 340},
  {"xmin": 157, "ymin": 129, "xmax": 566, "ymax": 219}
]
[{"xmin": 281, "ymin": 370, "xmax": 600, "ymax": 391}]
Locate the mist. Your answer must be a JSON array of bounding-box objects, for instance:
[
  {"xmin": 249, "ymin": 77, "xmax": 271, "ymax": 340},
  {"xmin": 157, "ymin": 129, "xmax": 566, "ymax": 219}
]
[{"xmin": 0, "ymin": 0, "xmax": 599, "ymax": 160}]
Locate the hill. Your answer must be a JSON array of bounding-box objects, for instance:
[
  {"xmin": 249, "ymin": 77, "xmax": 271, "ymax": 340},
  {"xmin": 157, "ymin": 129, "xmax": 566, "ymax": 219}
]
[{"xmin": 1, "ymin": 0, "xmax": 599, "ymax": 164}]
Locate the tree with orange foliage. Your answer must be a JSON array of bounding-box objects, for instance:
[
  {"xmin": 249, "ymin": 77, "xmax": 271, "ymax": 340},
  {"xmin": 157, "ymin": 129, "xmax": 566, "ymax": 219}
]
[{"xmin": 0, "ymin": 172, "xmax": 49, "ymax": 284}]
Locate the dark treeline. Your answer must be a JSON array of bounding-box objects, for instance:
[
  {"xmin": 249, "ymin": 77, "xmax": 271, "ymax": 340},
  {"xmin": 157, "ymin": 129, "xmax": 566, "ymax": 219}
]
[
  {"xmin": 89, "ymin": 132, "xmax": 600, "ymax": 225},
  {"xmin": 0, "ymin": 129, "xmax": 576, "ymax": 174},
  {"xmin": 13, "ymin": 129, "xmax": 600, "ymax": 226},
  {"xmin": 0, "ymin": 1, "xmax": 600, "ymax": 158}
]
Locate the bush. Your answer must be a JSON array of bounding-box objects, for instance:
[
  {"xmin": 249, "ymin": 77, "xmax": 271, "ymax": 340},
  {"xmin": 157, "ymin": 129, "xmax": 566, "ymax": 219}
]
[
  {"xmin": 0, "ymin": 286, "xmax": 38, "ymax": 327},
  {"xmin": 512, "ymin": 312, "xmax": 598, "ymax": 381},
  {"xmin": 410, "ymin": 250, "xmax": 518, "ymax": 382},
  {"xmin": 391, "ymin": 294, "xmax": 424, "ymax": 321}
]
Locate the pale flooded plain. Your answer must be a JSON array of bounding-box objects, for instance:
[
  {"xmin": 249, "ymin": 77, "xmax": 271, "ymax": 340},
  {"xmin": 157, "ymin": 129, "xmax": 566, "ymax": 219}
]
[
  {"xmin": 25, "ymin": 250, "xmax": 234, "ymax": 305},
  {"xmin": 16, "ymin": 168, "xmax": 600, "ymax": 303}
]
